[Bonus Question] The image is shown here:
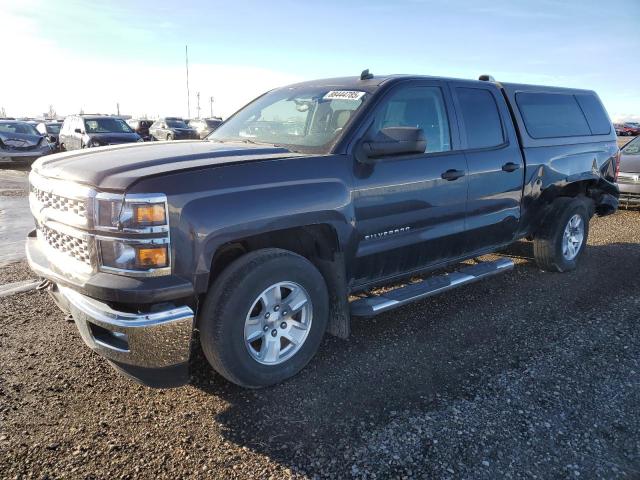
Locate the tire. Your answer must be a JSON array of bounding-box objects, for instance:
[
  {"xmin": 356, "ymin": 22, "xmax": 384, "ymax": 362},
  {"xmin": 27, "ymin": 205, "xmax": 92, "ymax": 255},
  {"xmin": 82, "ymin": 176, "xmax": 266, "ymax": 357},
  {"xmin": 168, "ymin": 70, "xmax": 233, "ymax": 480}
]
[
  {"xmin": 166, "ymin": 134, "xmax": 173, "ymax": 141},
  {"xmin": 533, "ymin": 197, "xmax": 591, "ymax": 272},
  {"xmin": 199, "ymin": 248, "xmax": 329, "ymax": 388}
]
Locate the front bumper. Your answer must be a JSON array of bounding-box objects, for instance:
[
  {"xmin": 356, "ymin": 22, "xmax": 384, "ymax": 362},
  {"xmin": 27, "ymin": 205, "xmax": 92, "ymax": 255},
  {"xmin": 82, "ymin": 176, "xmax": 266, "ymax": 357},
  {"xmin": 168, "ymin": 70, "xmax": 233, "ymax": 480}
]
[
  {"xmin": 618, "ymin": 173, "xmax": 640, "ymax": 207},
  {"xmin": 26, "ymin": 231, "xmax": 196, "ymax": 387},
  {"xmin": 0, "ymin": 148, "xmax": 51, "ymax": 164},
  {"xmin": 51, "ymin": 285, "xmax": 194, "ymax": 387}
]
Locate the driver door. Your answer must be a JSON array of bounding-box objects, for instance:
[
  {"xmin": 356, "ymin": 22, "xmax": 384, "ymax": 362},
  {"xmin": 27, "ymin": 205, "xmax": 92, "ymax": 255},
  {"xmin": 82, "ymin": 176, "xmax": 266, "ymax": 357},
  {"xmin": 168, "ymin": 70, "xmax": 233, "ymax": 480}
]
[{"xmin": 351, "ymin": 81, "xmax": 469, "ymax": 285}]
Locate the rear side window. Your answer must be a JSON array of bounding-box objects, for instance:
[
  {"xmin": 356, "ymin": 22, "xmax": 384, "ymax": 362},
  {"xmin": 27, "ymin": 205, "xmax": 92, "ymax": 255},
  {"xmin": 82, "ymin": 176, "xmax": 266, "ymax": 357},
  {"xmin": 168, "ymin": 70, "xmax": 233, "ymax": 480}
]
[
  {"xmin": 456, "ymin": 87, "xmax": 504, "ymax": 149},
  {"xmin": 516, "ymin": 92, "xmax": 591, "ymax": 138},
  {"xmin": 575, "ymin": 94, "xmax": 611, "ymax": 135}
]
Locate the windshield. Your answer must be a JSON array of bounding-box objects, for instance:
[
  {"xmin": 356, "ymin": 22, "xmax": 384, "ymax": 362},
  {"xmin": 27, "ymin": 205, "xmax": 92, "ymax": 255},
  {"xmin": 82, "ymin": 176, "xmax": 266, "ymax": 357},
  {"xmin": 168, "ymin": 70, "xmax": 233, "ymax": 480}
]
[
  {"xmin": 0, "ymin": 122, "xmax": 40, "ymax": 136},
  {"xmin": 623, "ymin": 136, "xmax": 640, "ymax": 154},
  {"xmin": 166, "ymin": 119, "xmax": 188, "ymax": 128},
  {"xmin": 46, "ymin": 124, "xmax": 61, "ymax": 134},
  {"xmin": 208, "ymin": 87, "xmax": 368, "ymax": 153},
  {"xmin": 84, "ymin": 118, "xmax": 133, "ymax": 134}
]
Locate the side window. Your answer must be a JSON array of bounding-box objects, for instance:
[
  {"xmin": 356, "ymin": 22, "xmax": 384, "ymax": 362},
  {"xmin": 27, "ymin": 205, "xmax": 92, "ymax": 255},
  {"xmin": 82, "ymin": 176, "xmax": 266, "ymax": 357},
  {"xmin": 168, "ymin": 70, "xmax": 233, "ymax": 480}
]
[
  {"xmin": 456, "ymin": 87, "xmax": 504, "ymax": 149},
  {"xmin": 516, "ymin": 92, "xmax": 591, "ymax": 139},
  {"xmin": 375, "ymin": 86, "xmax": 451, "ymax": 153},
  {"xmin": 575, "ymin": 94, "xmax": 611, "ymax": 135}
]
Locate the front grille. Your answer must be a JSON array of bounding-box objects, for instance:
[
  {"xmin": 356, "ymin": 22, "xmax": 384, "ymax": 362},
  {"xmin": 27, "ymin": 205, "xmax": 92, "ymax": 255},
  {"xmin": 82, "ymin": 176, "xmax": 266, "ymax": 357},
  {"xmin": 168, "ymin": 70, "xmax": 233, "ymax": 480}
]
[
  {"xmin": 30, "ymin": 185, "xmax": 87, "ymax": 219},
  {"xmin": 38, "ymin": 223, "xmax": 91, "ymax": 265}
]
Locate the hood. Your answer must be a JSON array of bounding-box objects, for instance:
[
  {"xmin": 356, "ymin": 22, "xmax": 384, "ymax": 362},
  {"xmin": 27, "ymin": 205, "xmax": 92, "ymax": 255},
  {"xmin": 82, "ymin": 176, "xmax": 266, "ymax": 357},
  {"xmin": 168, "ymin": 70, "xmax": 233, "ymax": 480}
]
[
  {"xmin": 32, "ymin": 140, "xmax": 305, "ymax": 190},
  {"xmin": 620, "ymin": 150, "xmax": 640, "ymax": 173},
  {"xmin": 0, "ymin": 131, "xmax": 44, "ymax": 149},
  {"xmin": 88, "ymin": 132, "xmax": 141, "ymax": 144}
]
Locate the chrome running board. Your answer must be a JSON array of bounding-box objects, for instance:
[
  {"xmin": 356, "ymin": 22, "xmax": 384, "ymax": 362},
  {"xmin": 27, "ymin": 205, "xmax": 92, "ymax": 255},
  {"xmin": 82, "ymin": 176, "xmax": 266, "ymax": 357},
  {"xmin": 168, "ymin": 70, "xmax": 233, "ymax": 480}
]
[{"xmin": 350, "ymin": 258, "xmax": 514, "ymax": 317}]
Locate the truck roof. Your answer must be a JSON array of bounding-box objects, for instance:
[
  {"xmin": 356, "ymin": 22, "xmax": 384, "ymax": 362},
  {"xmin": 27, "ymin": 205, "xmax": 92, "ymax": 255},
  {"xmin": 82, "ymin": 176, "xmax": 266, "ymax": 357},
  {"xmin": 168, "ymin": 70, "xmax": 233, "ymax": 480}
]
[{"xmin": 285, "ymin": 74, "xmax": 597, "ymax": 96}]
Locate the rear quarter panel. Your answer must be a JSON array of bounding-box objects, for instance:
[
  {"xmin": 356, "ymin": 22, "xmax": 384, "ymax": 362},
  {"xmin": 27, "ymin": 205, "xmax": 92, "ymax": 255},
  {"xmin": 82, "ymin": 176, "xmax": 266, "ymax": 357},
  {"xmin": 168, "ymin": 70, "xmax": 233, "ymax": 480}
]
[{"xmin": 500, "ymin": 83, "xmax": 618, "ymax": 234}]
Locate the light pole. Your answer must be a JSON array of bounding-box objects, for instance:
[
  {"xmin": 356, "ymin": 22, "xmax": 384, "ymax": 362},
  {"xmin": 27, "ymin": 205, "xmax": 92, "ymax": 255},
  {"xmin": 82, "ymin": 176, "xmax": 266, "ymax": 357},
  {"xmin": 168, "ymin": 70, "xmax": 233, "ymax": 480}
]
[
  {"xmin": 196, "ymin": 92, "xmax": 201, "ymax": 119},
  {"xmin": 185, "ymin": 45, "xmax": 191, "ymax": 118},
  {"xmin": 209, "ymin": 96, "xmax": 214, "ymax": 118}
]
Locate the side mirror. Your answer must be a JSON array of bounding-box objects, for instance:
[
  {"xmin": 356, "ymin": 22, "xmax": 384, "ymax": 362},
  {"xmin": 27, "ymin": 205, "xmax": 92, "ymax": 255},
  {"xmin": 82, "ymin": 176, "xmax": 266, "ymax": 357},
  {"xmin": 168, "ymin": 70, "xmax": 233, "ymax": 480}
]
[
  {"xmin": 74, "ymin": 128, "xmax": 82, "ymax": 134},
  {"xmin": 358, "ymin": 127, "xmax": 426, "ymax": 163}
]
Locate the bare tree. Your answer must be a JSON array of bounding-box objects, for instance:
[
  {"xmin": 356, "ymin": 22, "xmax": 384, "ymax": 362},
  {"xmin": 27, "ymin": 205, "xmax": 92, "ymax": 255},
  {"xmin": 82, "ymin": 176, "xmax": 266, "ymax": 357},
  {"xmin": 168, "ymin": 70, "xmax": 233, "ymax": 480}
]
[
  {"xmin": 0, "ymin": 106, "xmax": 6, "ymax": 118},
  {"xmin": 47, "ymin": 105, "xmax": 57, "ymax": 119}
]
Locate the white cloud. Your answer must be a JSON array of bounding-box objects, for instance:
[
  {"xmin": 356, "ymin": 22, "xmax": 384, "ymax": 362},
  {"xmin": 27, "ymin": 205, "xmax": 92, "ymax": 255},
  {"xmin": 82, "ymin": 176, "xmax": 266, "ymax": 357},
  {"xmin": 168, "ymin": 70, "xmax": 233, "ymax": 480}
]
[
  {"xmin": 0, "ymin": 4, "xmax": 301, "ymax": 119},
  {"xmin": 612, "ymin": 113, "xmax": 640, "ymax": 124}
]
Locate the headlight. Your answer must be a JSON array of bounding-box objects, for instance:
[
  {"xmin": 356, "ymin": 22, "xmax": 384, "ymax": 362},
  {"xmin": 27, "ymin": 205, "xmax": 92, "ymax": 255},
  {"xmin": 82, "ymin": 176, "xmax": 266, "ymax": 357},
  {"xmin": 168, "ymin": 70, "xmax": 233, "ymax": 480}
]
[
  {"xmin": 94, "ymin": 193, "xmax": 170, "ymax": 275},
  {"xmin": 96, "ymin": 194, "xmax": 168, "ymax": 231},
  {"xmin": 99, "ymin": 239, "xmax": 169, "ymax": 272},
  {"xmin": 98, "ymin": 238, "xmax": 169, "ymax": 272}
]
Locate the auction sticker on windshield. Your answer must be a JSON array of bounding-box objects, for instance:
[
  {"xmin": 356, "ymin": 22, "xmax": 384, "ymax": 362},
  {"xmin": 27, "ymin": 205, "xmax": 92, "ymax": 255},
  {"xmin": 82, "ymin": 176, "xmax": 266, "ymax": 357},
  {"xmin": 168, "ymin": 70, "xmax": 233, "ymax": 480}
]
[{"xmin": 323, "ymin": 91, "xmax": 366, "ymax": 101}]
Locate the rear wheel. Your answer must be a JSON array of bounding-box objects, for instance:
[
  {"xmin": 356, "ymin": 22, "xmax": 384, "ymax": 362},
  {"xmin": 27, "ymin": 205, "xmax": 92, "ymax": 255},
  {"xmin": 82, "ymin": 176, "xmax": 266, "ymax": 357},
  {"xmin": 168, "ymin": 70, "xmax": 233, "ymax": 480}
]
[
  {"xmin": 166, "ymin": 133, "xmax": 173, "ymax": 141},
  {"xmin": 199, "ymin": 248, "xmax": 329, "ymax": 387},
  {"xmin": 533, "ymin": 197, "xmax": 590, "ymax": 272}
]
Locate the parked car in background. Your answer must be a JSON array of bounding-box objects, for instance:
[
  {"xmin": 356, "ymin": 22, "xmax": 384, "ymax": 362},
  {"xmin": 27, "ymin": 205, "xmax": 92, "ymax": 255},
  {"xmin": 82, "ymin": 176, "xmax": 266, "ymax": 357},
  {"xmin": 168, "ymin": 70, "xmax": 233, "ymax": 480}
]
[
  {"xmin": 26, "ymin": 72, "xmax": 619, "ymax": 388},
  {"xmin": 59, "ymin": 115, "xmax": 142, "ymax": 151},
  {"xmin": 617, "ymin": 135, "xmax": 640, "ymax": 207},
  {"xmin": 614, "ymin": 122, "xmax": 640, "ymax": 136},
  {"xmin": 36, "ymin": 122, "xmax": 62, "ymax": 151},
  {"xmin": 127, "ymin": 119, "xmax": 154, "ymax": 141},
  {"xmin": 0, "ymin": 120, "xmax": 52, "ymax": 165},
  {"xmin": 149, "ymin": 117, "xmax": 198, "ymax": 141},
  {"xmin": 187, "ymin": 117, "xmax": 224, "ymax": 139}
]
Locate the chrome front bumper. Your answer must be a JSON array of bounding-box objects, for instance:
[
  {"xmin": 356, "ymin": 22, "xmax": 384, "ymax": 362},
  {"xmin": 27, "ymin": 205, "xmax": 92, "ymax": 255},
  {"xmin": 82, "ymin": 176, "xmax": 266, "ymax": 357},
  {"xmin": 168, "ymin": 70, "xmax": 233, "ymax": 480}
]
[
  {"xmin": 52, "ymin": 284, "xmax": 194, "ymax": 387},
  {"xmin": 617, "ymin": 175, "xmax": 640, "ymax": 207}
]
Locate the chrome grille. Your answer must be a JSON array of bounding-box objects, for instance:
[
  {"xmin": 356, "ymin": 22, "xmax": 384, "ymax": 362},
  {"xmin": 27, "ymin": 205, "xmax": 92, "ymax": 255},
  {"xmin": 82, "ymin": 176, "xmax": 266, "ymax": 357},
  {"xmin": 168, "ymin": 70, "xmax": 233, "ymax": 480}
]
[
  {"xmin": 30, "ymin": 185, "xmax": 88, "ymax": 219},
  {"xmin": 38, "ymin": 223, "xmax": 91, "ymax": 265}
]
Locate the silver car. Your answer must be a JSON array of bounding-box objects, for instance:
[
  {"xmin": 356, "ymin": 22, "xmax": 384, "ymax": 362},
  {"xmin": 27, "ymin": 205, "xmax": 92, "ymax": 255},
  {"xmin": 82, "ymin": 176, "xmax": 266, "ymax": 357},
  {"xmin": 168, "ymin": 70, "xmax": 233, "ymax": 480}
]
[
  {"xmin": 617, "ymin": 136, "xmax": 640, "ymax": 207},
  {"xmin": 0, "ymin": 120, "xmax": 53, "ymax": 165}
]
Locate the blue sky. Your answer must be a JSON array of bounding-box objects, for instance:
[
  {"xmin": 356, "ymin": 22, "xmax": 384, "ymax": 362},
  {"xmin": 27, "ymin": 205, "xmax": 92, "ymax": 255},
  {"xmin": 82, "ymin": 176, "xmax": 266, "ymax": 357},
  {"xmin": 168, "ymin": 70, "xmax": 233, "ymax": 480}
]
[{"xmin": 2, "ymin": 0, "xmax": 639, "ymax": 120}]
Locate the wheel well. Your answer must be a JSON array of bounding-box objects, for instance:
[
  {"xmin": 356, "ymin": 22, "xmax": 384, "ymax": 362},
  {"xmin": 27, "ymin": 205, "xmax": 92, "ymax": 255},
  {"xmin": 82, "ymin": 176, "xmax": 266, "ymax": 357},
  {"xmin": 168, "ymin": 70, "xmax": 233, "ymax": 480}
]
[{"xmin": 208, "ymin": 224, "xmax": 340, "ymax": 285}]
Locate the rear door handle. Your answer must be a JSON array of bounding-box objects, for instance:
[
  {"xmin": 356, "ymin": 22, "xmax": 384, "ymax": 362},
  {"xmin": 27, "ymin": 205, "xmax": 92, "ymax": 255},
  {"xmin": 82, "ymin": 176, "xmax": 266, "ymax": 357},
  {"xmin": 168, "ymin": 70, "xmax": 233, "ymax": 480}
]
[
  {"xmin": 501, "ymin": 162, "xmax": 520, "ymax": 173},
  {"xmin": 441, "ymin": 169, "xmax": 465, "ymax": 181}
]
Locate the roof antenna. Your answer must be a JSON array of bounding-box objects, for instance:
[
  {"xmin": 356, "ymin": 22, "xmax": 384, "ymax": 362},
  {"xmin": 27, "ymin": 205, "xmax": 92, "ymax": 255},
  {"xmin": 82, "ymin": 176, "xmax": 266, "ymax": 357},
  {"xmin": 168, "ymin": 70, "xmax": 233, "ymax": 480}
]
[{"xmin": 360, "ymin": 69, "xmax": 374, "ymax": 80}]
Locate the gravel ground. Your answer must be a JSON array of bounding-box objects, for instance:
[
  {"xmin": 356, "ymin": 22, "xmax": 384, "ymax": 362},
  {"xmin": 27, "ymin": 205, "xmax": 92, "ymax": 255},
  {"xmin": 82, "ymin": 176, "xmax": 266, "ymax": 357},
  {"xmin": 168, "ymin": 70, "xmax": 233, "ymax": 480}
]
[{"xmin": 1, "ymin": 210, "xmax": 639, "ymax": 479}]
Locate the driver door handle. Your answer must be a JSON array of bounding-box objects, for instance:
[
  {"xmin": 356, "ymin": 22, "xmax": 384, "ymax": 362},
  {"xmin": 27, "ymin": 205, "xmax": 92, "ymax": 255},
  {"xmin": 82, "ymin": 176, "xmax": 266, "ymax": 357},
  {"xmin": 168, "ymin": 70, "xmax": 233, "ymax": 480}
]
[
  {"xmin": 501, "ymin": 162, "xmax": 520, "ymax": 172},
  {"xmin": 441, "ymin": 169, "xmax": 465, "ymax": 181}
]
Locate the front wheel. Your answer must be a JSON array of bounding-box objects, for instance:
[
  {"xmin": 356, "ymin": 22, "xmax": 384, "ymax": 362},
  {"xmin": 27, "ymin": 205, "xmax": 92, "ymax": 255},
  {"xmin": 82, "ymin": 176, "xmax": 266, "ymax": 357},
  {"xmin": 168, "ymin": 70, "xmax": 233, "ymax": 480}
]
[
  {"xmin": 199, "ymin": 248, "xmax": 329, "ymax": 388},
  {"xmin": 533, "ymin": 197, "xmax": 591, "ymax": 272}
]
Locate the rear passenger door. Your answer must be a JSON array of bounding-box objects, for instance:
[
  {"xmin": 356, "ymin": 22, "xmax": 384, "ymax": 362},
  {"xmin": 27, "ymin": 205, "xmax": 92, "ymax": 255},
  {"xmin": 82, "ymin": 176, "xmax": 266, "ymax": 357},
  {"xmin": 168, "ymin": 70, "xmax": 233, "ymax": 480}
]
[{"xmin": 450, "ymin": 83, "xmax": 524, "ymax": 251}]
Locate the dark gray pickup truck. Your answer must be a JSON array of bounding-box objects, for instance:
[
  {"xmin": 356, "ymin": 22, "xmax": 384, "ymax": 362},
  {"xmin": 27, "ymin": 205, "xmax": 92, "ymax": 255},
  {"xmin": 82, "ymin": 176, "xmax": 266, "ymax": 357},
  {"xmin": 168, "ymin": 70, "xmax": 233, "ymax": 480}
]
[{"xmin": 26, "ymin": 72, "xmax": 620, "ymax": 388}]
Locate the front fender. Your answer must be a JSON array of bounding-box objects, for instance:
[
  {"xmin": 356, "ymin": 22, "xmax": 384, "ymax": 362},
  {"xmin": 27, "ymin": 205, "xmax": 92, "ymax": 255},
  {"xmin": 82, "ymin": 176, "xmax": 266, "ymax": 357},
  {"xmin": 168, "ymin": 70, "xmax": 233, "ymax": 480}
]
[{"xmin": 161, "ymin": 157, "xmax": 356, "ymax": 293}]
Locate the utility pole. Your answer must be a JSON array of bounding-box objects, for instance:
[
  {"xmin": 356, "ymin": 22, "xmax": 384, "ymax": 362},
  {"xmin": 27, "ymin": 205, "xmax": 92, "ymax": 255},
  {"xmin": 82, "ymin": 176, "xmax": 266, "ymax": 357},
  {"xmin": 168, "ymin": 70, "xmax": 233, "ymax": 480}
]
[
  {"xmin": 196, "ymin": 92, "xmax": 201, "ymax": 119},
  {"xmin": 209, "ymin": 96, "xmax": 214, "ymax": 118},
  {"xmin": 185, "ymin": 45, "xmax": 191, "ymax": 118},
  {"xmin": 116, "ymin": 102, "xmax": 120, "ymax": 116}
]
